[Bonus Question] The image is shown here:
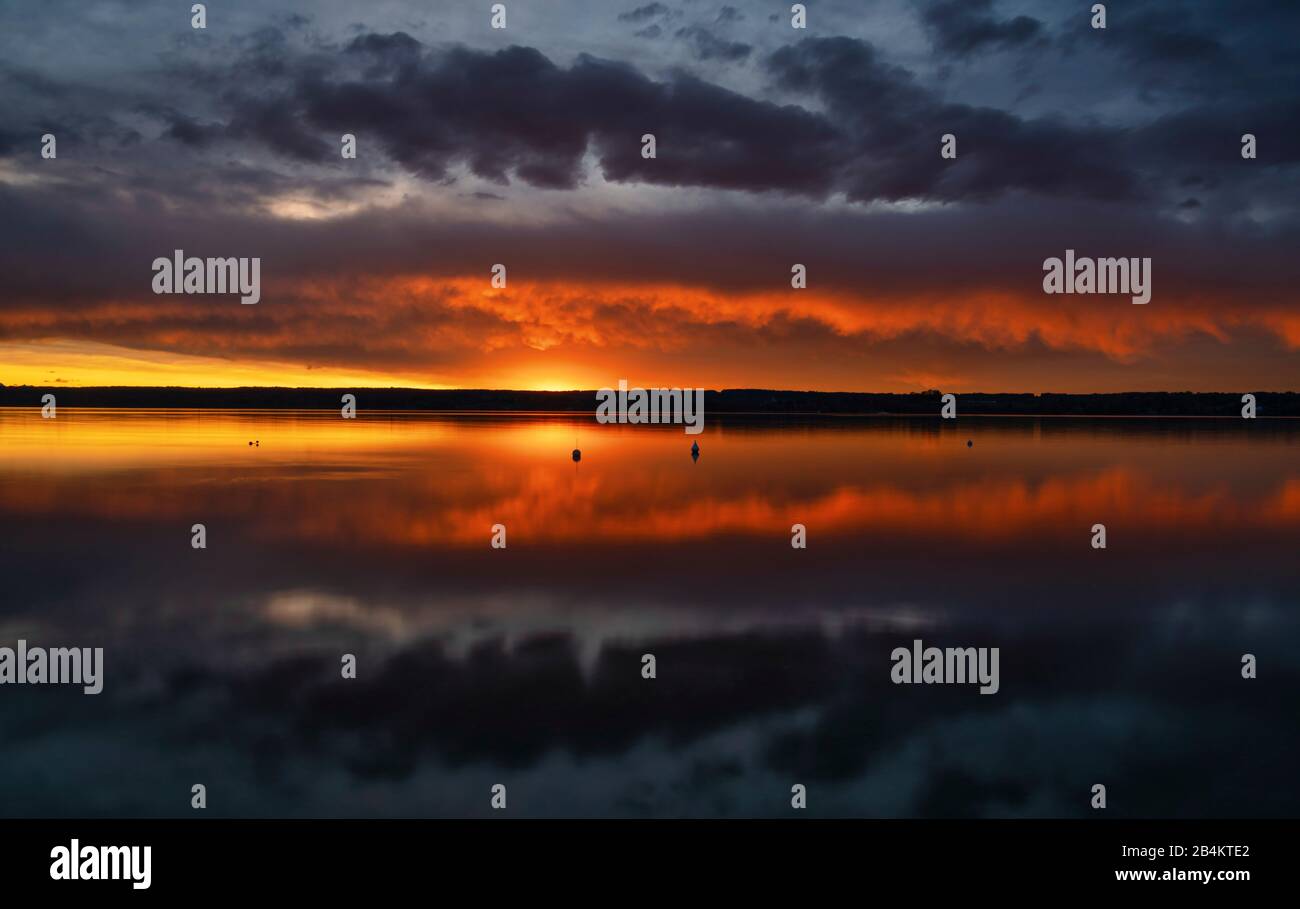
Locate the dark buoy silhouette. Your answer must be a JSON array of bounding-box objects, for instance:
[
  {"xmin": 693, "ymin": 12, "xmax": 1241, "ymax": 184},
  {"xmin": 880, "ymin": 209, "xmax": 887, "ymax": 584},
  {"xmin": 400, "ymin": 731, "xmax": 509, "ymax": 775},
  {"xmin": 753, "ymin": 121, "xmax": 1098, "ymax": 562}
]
[
  {"xmin": 571, "ymin": 448, "xmax": 581, "ymax": 462},
  {"xmin": 691, "ymin": 441, "xmax": 700, "ymax": 461},
  {"xmin": 966, "ymin": 439, "xmax": 973, "ymax": 448}
]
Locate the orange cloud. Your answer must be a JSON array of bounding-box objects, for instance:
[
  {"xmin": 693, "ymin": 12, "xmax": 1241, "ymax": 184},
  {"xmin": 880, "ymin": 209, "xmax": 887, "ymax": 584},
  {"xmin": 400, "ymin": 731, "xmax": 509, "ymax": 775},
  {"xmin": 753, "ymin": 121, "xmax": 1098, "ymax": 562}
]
[{"xmin": 1, "ymin": 273, "xmax": 1297, "ymax": 390}]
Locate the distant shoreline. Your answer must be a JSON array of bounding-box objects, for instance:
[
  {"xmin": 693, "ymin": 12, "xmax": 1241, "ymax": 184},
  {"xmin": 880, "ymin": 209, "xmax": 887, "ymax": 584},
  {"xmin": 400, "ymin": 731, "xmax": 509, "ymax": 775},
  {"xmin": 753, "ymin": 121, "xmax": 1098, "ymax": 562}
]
[{"xmin": 3, "ymin": 386, "xmax": 1299, "ymax": 417}]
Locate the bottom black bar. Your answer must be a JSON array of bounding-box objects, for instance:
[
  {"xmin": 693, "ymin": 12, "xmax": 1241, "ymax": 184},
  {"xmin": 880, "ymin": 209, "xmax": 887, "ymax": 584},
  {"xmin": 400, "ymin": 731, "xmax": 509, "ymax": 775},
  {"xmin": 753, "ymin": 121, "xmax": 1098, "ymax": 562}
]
[{"xmin": 0, "ymin": 819, "xmax": 1286, "ymax": 895}]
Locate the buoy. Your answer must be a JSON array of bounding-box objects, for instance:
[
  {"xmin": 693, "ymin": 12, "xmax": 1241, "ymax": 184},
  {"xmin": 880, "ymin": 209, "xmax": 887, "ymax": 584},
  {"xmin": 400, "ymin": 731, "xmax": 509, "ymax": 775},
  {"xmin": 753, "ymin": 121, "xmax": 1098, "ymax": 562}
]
[
  {"xmin": 571, "ymin": 448, "xmax": 581, "ymax": 462},
  {"xmin": 966, "ymin": 440, "xmax": 972, "ymax": 448}
]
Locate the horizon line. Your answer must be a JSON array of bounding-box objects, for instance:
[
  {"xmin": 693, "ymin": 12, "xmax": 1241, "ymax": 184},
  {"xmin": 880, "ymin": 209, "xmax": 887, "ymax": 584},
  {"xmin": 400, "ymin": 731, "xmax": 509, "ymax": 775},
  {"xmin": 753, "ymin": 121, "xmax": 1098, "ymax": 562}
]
[{"xmin": 4, "ymin": 384, "xmax": 1300, "ymax": 396}]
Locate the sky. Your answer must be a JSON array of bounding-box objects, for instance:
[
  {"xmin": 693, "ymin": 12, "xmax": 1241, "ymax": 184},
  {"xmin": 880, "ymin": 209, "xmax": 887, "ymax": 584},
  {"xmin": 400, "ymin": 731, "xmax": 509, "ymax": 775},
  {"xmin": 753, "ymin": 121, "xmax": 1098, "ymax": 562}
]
[{"xmin": 0, "ymin": 0, "xmax": 1297, "ymax": 392}]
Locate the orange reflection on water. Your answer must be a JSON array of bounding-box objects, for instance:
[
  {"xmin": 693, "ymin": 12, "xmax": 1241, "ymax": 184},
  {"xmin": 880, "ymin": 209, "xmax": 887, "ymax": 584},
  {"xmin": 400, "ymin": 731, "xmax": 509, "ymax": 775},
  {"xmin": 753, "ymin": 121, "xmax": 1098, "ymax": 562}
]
[{"xmin": 1, "ymin": 408, "xmax": 1298, "ymax": 547}]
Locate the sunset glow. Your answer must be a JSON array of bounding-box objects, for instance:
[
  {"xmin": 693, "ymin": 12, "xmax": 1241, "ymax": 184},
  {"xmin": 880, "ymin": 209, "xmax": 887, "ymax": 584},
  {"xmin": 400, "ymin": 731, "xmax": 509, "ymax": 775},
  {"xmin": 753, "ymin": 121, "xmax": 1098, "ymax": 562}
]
[{"xmin": 2, "ymin": 3, "xmax": 1295, "ymax": 394}]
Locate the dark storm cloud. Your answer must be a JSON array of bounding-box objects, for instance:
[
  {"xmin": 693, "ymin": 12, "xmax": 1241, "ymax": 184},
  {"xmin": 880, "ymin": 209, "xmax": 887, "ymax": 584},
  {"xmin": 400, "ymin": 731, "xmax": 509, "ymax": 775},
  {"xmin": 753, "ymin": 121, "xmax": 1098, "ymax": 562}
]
[
  {"xmin": 1136, "ymin": 99, "xmax": 1300, "ymax": 169},
  {"xmin": 342, "ymin": 30, "xmax": 424, "ymax": 79},
  {"xmin": 1057, "ymin": 0, "xmax": 1300, "ymax": 101},
  {"xmin": 230, "ymin": 96, "xmax": 335, "ymax": 162},
  {"xmin": 1060, "ymin": 0, "xmax": 1225, "ymax": 64},
  {"xmin": 674, "ymin": 26, "xmax": 752, "ymax": 62},
  {"xmin": 147, "ymin": 32, "xmax": 1185, "ymax": 206},
  {"xmin": 921, "ymin": 0, "xmax": 1044, "ymax": 57},
  {"xmin": 766, "ymin": 36, "xmax": 1138, "ymax": 202},
  {"xmin": 163, "ymin": 113, "xmax": 221, "ymax": 147},
  {"xmin": 0, "ymin": 62, "xmax": 72, "ymax": 100},
  {"xmin": 154, "ymin": 28, "xmax": 1288, "ymax": 211},
  {"xmin": 344, "ymin": 30, "xmax": 422, "ymax": 59},
  {"xmin": 1120, "ymin": 13, "xmax": 1224, "ymax": 63},
  {"xmin": 289, "ymin": 41, "xmax": 829, "ymax": 193},
  {"xmin": 4, "ymin": 9, "xmax": 1296, "ymax": 212},
  {"xmin": 618, "ymin": 3, "xmax": 671, "ymax": 24}
]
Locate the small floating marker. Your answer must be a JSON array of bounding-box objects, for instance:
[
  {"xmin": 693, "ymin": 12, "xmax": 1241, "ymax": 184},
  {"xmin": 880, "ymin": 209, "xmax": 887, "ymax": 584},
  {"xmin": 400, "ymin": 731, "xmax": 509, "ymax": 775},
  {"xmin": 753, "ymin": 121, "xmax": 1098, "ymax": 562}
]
[
  {"xmin": 691, "ymin": 441, "xmax": 700, "ymax": 461},
  {"xmin": 572, "ymin": 448, "xmax": 581, "ymax": 462},
  {"xmin": 966, "ymin": 439, "xmax": 973, "ymax": 448}
]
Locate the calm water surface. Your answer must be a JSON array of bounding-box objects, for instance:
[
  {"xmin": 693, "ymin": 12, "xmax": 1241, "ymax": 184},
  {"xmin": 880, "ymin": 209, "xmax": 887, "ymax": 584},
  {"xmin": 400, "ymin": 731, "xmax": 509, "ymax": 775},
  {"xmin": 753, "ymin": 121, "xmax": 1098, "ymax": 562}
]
[{"xmin": 1, "ymin": 409, "xmax": 1296, "ymax": 816}]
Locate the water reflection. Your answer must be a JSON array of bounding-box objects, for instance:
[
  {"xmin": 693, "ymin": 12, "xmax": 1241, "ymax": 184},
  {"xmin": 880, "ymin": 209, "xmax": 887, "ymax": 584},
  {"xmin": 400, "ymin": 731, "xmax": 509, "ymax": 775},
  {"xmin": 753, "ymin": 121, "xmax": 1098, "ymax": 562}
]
[{"xmin": 0, "ymin": 410, "xmax": 1296, "ymax": 817}]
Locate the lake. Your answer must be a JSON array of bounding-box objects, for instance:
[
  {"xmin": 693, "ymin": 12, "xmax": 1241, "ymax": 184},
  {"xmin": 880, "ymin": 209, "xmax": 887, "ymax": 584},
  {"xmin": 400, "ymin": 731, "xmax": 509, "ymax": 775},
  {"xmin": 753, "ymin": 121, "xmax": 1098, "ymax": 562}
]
[{"xmin": 1, "ymin": 409, "xmax": 1296, "ymax": 817}]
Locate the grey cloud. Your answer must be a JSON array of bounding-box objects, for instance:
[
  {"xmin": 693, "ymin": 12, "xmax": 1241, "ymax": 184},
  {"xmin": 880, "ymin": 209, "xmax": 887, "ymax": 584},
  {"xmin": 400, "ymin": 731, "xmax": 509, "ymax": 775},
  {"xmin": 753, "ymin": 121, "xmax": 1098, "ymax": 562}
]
[
  {"xmin": 674, "ymin": 26, "xmax": 752, "ymax": 62},
  {"xmin": 922, "ymin": 0, "xmax": 1044, "ymax": 57},
  {"xmin": 618, "ymin": 3, "xmax": 671, "ymax": 24}
]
